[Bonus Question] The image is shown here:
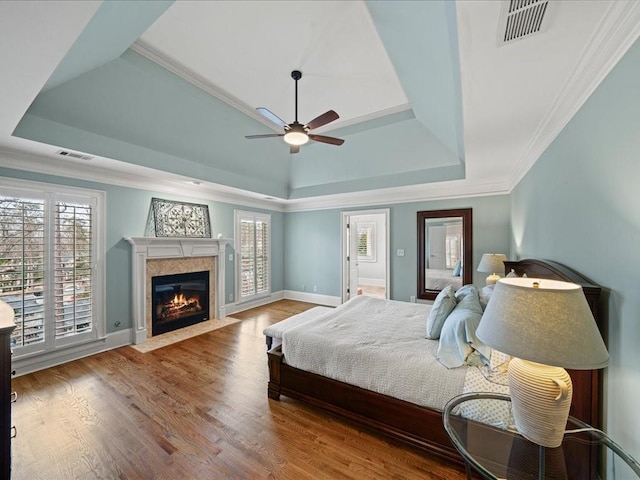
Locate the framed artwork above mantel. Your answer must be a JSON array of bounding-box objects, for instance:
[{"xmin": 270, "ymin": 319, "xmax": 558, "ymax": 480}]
[{"xmin": 145, "ymin": 198, "xmax": 212, "ymax": 238}]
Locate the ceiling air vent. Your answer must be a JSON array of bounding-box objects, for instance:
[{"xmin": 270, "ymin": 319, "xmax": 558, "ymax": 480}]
[
  {"xmin": 498, "ymin": 0, "xmax": 551, "ymax": 45},
  {"xmin": 56, "ymin": 150, "xmax": 93, "ymax": 161}
]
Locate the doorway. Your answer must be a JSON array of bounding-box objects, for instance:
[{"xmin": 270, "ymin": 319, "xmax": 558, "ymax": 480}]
[{"xmin": 341, "ymin": 209, "xmax": 390, "ymax": 303}]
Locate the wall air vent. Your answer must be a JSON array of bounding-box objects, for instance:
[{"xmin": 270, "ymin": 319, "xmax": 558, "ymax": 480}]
[
  {"xmin": 56, "ymin": 150, "xmax": 93, "ymax": 161},
  {"xmin": 498, "ymin": 0, "xmax": 551, "ymax": 45}
]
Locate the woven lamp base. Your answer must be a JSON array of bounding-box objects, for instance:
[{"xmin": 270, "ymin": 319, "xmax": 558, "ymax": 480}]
[{"xmin": 508, "ymin": 358, "xmax": 573, "ymax": 448}]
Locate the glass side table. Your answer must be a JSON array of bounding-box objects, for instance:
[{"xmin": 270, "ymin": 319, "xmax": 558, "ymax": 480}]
[{"xmin": 443, "ymin": 393, "xmax": 640, "ymax": 480}]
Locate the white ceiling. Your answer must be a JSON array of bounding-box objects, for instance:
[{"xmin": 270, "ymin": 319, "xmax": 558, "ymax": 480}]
[
  {"xmin": 1, "ymin": 1, "xmax": 640, "ymax": 211},
  {"xmin": 138, "ymin": 0, "xmax": 409, "ymax": 131}
]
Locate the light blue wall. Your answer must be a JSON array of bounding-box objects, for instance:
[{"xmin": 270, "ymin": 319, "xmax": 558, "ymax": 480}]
[
  {"xmin": 284, "ymin": 195, "xmax": 510, "ymax": 301},
  {"xmin": 510, "ymin": 38, "xmax": 640, "ymax": 464},
  {"xmin": 0, "ymin": 166, "xmax": 285, "ymax": 334}
]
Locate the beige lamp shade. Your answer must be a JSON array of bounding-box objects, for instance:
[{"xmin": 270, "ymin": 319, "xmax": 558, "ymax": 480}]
[
  {"xmin": 476, "ymin": 277, "xmax": 609, "ymax": 370},
  {"xmin": 477, "ymin": 253, "xmax": 507, "ymax": 275},
  {"xmin": 476, "ymin": 277, "xmax": 609, "ymax": 447},
  {"xmin": 477, "ymin": 253, "xmax": 507, "ymax": 285}
]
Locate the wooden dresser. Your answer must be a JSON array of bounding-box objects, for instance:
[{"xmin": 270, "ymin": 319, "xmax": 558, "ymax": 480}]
[{"xmin": 0, "ymin": 301, "xmax": 16, "ymax": 480}]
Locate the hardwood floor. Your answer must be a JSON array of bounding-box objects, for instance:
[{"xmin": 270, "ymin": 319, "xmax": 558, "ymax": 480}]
[{"xmin": 11, "ymin": 300, "xmax": 466, "ymax": 479}]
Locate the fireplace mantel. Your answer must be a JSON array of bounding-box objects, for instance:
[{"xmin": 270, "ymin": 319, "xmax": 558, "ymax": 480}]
[{"xmin": 125, "ymin": 237, "xmax": 228, "ymax": 344}]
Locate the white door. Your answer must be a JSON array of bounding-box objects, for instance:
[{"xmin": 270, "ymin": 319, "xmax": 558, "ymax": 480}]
[
  {"xmin": 428, "ymin": 225, "xmax": 446, "ymax": 269},
  {"xmin": 341, "ymin": 209, "xmax": 390, "ymax": 303}
]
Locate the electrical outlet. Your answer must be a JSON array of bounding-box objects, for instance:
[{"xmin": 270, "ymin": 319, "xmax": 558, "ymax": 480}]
[
  {"xmin": 397, "ymin": 249, "xmax": 405, "ymax": 257},
  {"xmin": 228, "ymin": 253, "xmax": 233, "ymax": 261},
  {"xmin": 313, "ymin": 285, "xmax": 318, "ymax": 292},
  {"xmin": 228, "ymin": 293, "xmax": 233, "ymax": 301},
  {"xmin": 410, "ymin": 295, "xmax": 416, "ymax": 303}
]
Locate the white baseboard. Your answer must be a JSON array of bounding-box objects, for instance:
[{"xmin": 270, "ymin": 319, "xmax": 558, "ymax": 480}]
[
  {"xmin": 283, "ymin": 290, "xmax": 341, "ymax": 307},
  {"xmin": 13, "ymin": 329, "xmax": 132, "ymax": 377},
  {"xmin": 223, "ymin": 291, "xmax": 285, "ymax": 316}
]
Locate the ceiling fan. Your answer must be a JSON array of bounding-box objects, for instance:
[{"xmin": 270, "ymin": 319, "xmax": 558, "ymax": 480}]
[{"xmin": 245, "ymin": 70, "xmax": 345, "ymax": 154}]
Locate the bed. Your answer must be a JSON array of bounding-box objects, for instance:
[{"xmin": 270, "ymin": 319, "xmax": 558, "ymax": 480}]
[{"xmin": 267, "ymin": 259, "xmax": 604, "ymax": 471}]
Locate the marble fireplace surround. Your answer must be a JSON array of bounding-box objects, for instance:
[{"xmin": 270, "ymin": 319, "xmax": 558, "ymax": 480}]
[{"xmin": 125, "ymin": 237, "xmax": 227, "ymax": 344}]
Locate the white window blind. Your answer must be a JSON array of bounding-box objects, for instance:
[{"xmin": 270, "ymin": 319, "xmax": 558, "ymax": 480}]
[
  {"xmin": 0, "ymin": 197, "xmax": 46, "ymax": 347},
  {"xmin": 0, "ymin": 180, "xmax": 104, "ymax": 355},
  {"xmin": 54, "ymin": 202, "xmax": 93, "ymax": 338},
  {"xmin": 235, "ymin": 210, "xmax": 271, "ymax": 302},
  {"xmin": 357, "ymin": 223, "xmax": 376, "ymax": 262}
]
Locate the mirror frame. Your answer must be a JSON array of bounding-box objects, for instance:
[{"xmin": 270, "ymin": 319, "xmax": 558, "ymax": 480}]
[{"xmin": 417, "ymin": 208, "xmax": 473, "ymax": 301}]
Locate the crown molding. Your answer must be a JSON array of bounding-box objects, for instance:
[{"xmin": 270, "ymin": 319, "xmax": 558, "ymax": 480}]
[
  {"xmin": 130, "ymin": 40, "xmax": 281, "ymax": 133},
  {"xmin": 0, "ymin": 148, "xmax": 286, "ymax": 212},
  {"xmin": 0, "ymin": 145, "xmax": 511, "ymax": 214},
  {"xmin": 281, "ymin": 177, "xmax": 511, "ymax": 212},
  {"xmin": 509, "ymin": 0, "xmax": 640, "ymax": 188}
]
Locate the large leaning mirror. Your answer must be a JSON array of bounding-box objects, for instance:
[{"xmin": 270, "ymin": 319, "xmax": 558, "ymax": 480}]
[{"xmin": 417, "ymin": 208, "xmax": 472, "ymax": 301}]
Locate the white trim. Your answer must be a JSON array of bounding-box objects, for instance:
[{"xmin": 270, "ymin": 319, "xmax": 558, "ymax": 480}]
[
  {"xmin": 131, "ymin": 40, "xmax": 411, "ymax": 136},
  {"xmin": 131, "ymin": 40, "xmax": 282, "ymax": 134},
  {"xmin": 234, "ymin": 209, "xmax": 272, "ymax": 305},
  {"xmin": 0, "ymin": 148, "xmax": 512, "ymax": 213},
  {"xmin": 509, "ymin": 0, "xmax": 640, "ymax": 189},
  {"xmin": 341, "ymin": 208, "xmax": 390, "ymax": 303},
  {"xmin": 282, "ymin": 290, "xmax": 341, "ymax": 307},
  {"xmin": 0, "ymin": 177, "xmax": 106, "ymax": 355},
  {"xmin": 0, "ymin": 148, "xmax": 285, "ymax": 212},
  {"xmin": 13, "ymin": 329, "xmax": 131, "ymax": 377},
  {"xmin": 356, "ymin": 222, "xmax": 376, "ymax": 262},
  {"xmin": 224, "ymin": 291, "xmax": 285, "ymax": 316},
  {"xmin": 124, "ymin": 237, "xmax": 228, "ymax": 344},
  {"xmin": 287, "ymin": 179, "xmax": 511, "ymax": 212}
]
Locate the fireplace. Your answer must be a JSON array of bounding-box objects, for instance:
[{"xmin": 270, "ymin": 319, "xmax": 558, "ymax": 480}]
[
  {"xmin": 151, "ymin": 270, "xmax": 210, "ymax": 336},
  {"xmin": 125, "ymin": 237, "xmax": 227, "ymax": 344}
]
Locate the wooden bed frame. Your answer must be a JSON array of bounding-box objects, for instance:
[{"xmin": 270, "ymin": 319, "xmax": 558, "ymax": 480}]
[{"xmin": 267, "ymin": 259, "xmax": 605, "ymax": 469}]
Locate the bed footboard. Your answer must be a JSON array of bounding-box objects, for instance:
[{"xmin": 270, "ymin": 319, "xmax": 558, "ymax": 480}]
[
  {"xmin": 267, "ymin": 346, "xmax": 283, "ymax": 400},
  {"xmin": 266, "ymin": 345, "xmax": 461, "ymax": 464}
]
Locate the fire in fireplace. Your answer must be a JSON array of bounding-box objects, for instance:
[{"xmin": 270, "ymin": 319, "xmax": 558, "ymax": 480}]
[{"xmin": 151, "ymin": 270, "xmax": 210, "ymax": 336}]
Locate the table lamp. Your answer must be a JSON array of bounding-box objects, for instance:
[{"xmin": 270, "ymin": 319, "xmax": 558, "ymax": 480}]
[
  {"xmin": 476, "ymin": 277, "xmax": 609, "ymax": 448},
  {"xmin": 477, "ymin": 253, "xmax": 507, "ymax": 285}
]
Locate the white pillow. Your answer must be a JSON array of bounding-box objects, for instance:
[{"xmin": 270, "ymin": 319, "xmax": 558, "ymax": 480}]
[{"xmin": 425, "ymin": 285, "xmax": 456, "ymax": 339}]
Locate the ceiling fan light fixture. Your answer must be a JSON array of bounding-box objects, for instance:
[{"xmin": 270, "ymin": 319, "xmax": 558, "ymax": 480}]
[
  {"xmin": 246, "ymin": 70, "xmax": 343, "ymax": 153},
  {"xmin": 284, "ymin": 130, "xmax": 309, "ymax": 146}
]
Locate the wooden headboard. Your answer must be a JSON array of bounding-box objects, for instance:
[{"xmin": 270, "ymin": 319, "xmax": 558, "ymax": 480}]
[{"xmin": 503, "ymin": 258, "xmax": 605, "ymax": 429}]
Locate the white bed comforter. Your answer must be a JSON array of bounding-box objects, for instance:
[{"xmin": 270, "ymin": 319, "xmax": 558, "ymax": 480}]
[{"xmin": 282, "ymin": 295, "xmax": 469, "ymax": 410}]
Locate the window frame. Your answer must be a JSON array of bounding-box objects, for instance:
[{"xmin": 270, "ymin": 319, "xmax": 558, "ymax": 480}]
[
  {"xmin": 234, "ymin": 209, "xmax": 271, "ymax": 304},
  {"xmin": 0, "ymin": 177, "xmax": 106, "ymax": 357},
  {"xmin": 356, "ymin": 222, "xmax": 376, "ymax": 263}
]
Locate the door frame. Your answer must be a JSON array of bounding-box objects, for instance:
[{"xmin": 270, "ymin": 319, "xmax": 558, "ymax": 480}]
[{"xmin": 341, "ymin": 208, "xmax": 390, "ymax": 303}]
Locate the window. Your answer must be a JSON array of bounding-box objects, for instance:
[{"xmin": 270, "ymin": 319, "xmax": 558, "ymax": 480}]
[
  {"xmin": 0, "ymin": 179, "xmax": 105, "ymax": 354},
  {"xmin": 235, "ymin": 210, "xmax": 270, "ymax": 302},
  {"xmin": 357, "ymin": 222, "xmax": 376, "ymax": 262}
]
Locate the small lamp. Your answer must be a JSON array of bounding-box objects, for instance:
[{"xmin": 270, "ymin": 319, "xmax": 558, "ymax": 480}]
[
  {"xmin": 476, "ymin": 278, "xmax": 609, "ymax": 447},
  {"xmin": 477, "ymin": 253, "xmax": 507, "ymax": 285}
]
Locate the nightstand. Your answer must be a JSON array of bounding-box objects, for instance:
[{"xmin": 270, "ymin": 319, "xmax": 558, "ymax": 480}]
[{"xmin": 443, "ymin": 393, "xmax": 640, "ymax": 479}]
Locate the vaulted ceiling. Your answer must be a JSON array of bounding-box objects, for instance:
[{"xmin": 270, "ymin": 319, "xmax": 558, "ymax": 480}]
[{"xmin": 1, "ymin": 1, "xmax": 639, "ymax": 209}]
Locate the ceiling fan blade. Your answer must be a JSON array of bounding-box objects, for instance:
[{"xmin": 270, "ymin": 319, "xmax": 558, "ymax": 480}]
[
  {"xmin": 290, "ymin": 145, "xmax": 300, "ymax": 154},
  {"xmin": 256, "ymin": 107, "xmax": 288, "ymax": 129},
  {"xmin": 306, "ymin": 110, "xmax": 339, "ymax": 131},
  {"xmin": 245, "ymin": 134, "xmax": 284, "ymax": 139},
  {"xmin": 308, "ymin": 134, "xmax": 344, "ymax": 146}
]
